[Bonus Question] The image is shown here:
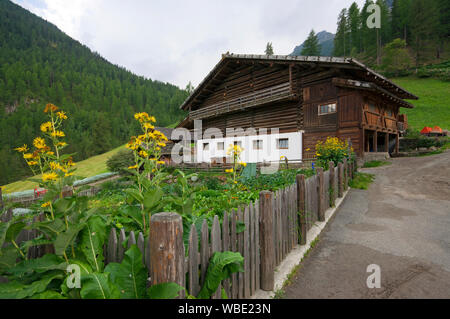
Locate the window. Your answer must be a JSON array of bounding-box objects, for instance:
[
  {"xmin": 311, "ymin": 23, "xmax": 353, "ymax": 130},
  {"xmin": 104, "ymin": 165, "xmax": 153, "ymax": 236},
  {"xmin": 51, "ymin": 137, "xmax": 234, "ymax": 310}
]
[
  {"xmin": 277, "ymin": 138, "xmax": 289, "ymax": 149},
  {"xmin": 217, "ymin": 142, "xmax": 224, "ymax": 150},
  {"xmin": 203, "ymin": 143, "xmax": 209, "ymax": 151},
  {"xmin": 368, "ymin": 102, "xmax": 377, "ymax": 112},
  {"xmin": 386, "ymin": 109, "xmax": 393, "ymax": 117},
  {"xmin": 253, "ymin": 140, "xmax": 263, "ymax": 150},
  {"xmin": 318, "ymin": 103, "xmax": 337, "ymax": 115}
]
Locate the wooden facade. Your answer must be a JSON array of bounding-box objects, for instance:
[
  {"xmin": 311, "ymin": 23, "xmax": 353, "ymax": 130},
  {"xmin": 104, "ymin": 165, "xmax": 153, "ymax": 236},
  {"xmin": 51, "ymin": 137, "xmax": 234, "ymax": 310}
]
[{"xmin": 178, "ymin": 54, "xmax": 418, "ymax": 159}]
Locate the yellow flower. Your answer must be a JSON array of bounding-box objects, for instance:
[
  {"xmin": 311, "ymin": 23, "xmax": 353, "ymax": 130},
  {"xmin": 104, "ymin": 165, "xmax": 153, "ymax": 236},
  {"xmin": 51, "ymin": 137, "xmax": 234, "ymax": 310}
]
[
  {"xmin": 306, "ymin": 148, "xmax": 311, "ymax": 151},
  {"xmin": 42, "ymin": 172, "xmax": 58, "ymax": 181},
  {"xmin": 41, "ymin": 201, "xmax": 51, "ymax": 208},
  {"xmin": 138, "ymin": 150, "xmax": 148, "ymax": 158},
  {"xmin": 44, "ymin": 103, "xmax": 58, "ymax": 113},
  {"xmin": 27, "ymin": 161, "xmax": 38, "ymax": 166},
  {"xmin": 128, "ymin": 164, "xmax": 138, "ymax": 169},
  {"xmin": 280, "ymin": 156, "xmax": 284, "ymax": 159},
  {"xmin": 157, "ymin": 142, "xmax": 166, "ymax": 147},
  {"xmin": 51, "ymin": 130, "xmax": 65, "ymax": 137},
  {"xmin": 225, "ymin": 168, "xmax": 233, "ymax": 173},
  {"xmin": 15, "ymin": 144, "xmax": 28, "ymax": 153},
  {"xmin": 23, "ymin": 153, "xmax": 33, "ymax": 159},
  {"xmin": 150, "ymin": 158, "xmax": 157, "ymax": 161},
  {"xmin": 155, "ymin": 147, "xmax": 160, "ymax": 151},
  {"xmin": 56, "ymin": 142, "xmax": 67, "ymax": 147},
  {"xmin": 40, "ymin": 122, "xmax": 52, "ymax": 132},
  {"xmin": 46, "ymin": 151, "xmax": 55, "ymax": 156},
  {"xmin": 56, "ymin": 111, "xmax": 67, "ymax": 120},
  {"xmin": 150, "ymin": 116, "xmax": 156, "ymax": 123},
  {"xmin": 156, "ymin": 161, "xmax": 165, "ymax": 165},
  {"xmin": 33, "ymin": 137, "xmax": 46, "ymax": 149},
  {"xmin": 239, "ymin": 162, "xmax": 247, "ymax": 167},
  {"xmin": 143, "ymin": 122, "xmax": 154, "ymax": 130},
  {"xmin": 64, "ymin": 172, "xmax": 73, "ymax": 177}
]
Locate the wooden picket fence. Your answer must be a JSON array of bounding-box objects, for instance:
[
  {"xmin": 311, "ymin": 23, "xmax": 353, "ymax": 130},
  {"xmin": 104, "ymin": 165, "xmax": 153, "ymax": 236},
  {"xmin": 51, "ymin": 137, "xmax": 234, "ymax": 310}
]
[
  {"xmin": 102, "ymin": 157, "xmax": 356, "ymax": 298},
  {"xmin": 2, "ymin": 158, "xmax": 356, "ymax": 298}
]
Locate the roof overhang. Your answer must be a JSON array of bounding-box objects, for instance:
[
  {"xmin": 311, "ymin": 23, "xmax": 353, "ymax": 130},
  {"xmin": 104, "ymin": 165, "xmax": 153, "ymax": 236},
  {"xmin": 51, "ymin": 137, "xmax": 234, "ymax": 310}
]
[{"xmin": 179, "ymin": 53, "xmax": 418, "ymax": 111}]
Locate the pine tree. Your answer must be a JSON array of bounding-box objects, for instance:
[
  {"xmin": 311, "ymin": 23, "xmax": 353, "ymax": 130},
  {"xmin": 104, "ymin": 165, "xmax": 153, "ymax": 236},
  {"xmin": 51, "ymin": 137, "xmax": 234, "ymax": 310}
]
[
  {"xmin": 348, "ymin": 2, "xmax": 361, "ymax": 54},
  {"xmin": 265, "ymin": 42, "xmax": 274, "ymax": 55},
  {"xmin": 301, "ymin": 30, "xmax": 321, "ymax": 56},
  {"xmin": 409, "ymin": 0, "xmax": 439, "ymax": 66},
  {"xmin": 334, "ymin": 9, "xmax": 349, "ymax": 56}
]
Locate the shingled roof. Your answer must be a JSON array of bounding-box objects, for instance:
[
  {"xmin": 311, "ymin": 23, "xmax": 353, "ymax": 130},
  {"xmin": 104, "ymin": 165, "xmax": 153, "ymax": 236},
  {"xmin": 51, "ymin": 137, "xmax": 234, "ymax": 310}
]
[{"xmin": 180, "ymin": 53, "xmax": 418, "ymax": 111}]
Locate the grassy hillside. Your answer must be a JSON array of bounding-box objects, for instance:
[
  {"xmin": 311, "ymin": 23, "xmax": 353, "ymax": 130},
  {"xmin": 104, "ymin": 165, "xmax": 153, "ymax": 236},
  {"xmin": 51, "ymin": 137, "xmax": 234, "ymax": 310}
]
[
  {"xmin": 392, "ymin": 77, "xmax": 450, "ymax": 131},
  {"xmin": 0, "ymin": 0, "xmax": 188, "ymax": 185},
  {"xmin": 2, "ymin": 144, "xmax": 125, "ymax": 194}
]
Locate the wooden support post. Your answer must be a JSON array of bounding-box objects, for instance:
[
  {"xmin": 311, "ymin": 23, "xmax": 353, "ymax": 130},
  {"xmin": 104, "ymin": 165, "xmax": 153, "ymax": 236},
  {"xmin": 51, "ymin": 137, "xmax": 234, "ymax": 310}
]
[
  {"xmin": 149, "ymin": 212, "xmax": 185, "ymax": 298},
  {"xmin": 296, "ymin": 175, "xmax": 307, "ymax": 245},
  {"xmin": 329, "ymin": 162, "xmax": 335, "ymax": 207},
  {"xmin": 385, "ymin": 133, "xmax": 389, "ymax": 152},
  {"xmin": 395, "ymin": 133, "xmax": 399, "ymax": 154},
  {"xmin": 338, "ymin": 162, "xmax": 343, "ymax": 197},
  {"xmin": 343, "ymin": 158, "xmax": 348, "ymax": 191},
  {"xmin": 259, "ymin": 191, "xmax": 275, "ymax": 291},
  {"xmin": 317, "ymin": 167, "xmax": 325, "ymax": 222},
  {"xmin": 374, "ymin": 131, "xmax": 378, "ymax": 152}
]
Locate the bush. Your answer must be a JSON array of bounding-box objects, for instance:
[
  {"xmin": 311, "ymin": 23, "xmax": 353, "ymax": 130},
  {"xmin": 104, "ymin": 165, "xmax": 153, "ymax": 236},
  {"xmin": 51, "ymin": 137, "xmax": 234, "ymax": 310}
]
[
  {"xmin": 106, "ymin": 149, "xmax": 134, "ymax": 173},
  {"xmin": 315, "ymin": 137, "xmax": 352, "ymax": 170}
]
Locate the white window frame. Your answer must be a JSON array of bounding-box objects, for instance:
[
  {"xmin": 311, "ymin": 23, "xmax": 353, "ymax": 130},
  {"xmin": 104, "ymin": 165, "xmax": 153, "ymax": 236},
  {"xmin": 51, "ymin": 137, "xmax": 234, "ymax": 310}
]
[
  {"xmin": 318, "ymin": 102, "xmax": 337, "ymax": 115},
  {"xmin": 253, "ymin": 140, "xmax": 263, "ymax": 150},
  {"xmin": 277, "ymin": 138, "xmax": 289, "ymax": 150}
]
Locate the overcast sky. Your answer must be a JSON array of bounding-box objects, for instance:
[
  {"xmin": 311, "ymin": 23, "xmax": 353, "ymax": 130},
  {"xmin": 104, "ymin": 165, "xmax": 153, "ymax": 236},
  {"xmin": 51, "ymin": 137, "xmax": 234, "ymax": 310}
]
[{"xmin": 13, "ymin": 0, "xmax": 365, "ymax": 89}]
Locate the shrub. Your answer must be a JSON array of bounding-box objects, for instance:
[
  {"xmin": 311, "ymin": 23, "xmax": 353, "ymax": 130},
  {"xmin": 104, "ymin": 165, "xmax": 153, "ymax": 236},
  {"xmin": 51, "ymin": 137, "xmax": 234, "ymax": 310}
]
[
  {"xmin": 106, "ymin": 149, "xmax": 134, "ymax": 173},
  {"xmin": 315, "ymin": 137, "xmax": 352, "ymax": 170}
]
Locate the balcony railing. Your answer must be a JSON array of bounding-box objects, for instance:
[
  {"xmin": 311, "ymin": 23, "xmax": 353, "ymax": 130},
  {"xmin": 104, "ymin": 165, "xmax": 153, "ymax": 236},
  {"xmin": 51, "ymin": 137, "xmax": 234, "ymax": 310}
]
[{"xmin": 189, "ymin": 82, "xmax": 297, "ymax": 120}]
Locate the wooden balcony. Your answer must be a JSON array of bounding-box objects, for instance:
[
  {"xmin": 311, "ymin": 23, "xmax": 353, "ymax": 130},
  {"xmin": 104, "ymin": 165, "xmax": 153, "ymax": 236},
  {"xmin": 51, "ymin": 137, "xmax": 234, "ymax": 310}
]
[
  {"xmin": 189, "ymin": 82, "xmax": 298, "ymax": 120},
  {"xmin": 363, "ymin": 111, "xmax": 399, "ymax": 132}
]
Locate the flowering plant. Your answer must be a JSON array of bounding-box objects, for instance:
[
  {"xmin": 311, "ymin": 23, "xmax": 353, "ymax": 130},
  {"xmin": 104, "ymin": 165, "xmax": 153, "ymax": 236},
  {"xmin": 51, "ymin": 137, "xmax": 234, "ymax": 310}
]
[
  {"xmin": 315, "ymin": 136, "xmax": 353, "ymax": 170},
  {"xmin": 123, "ymin": 112, "xmax": 169, "ymax": 233}
]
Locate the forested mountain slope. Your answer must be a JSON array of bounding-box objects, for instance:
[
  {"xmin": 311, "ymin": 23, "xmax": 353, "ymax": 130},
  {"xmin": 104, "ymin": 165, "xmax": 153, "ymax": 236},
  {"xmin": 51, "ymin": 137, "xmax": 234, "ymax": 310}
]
[{"xmin": 0, "ymin": 0, "xmax": 188, "ymax": 185}]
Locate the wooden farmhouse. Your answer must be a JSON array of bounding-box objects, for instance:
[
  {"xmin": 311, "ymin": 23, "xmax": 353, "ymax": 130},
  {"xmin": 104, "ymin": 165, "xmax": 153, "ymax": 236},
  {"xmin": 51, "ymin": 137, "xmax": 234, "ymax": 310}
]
[{"xmin": 177, "ymin": 54, "xmax": 418, "ymax": 164}]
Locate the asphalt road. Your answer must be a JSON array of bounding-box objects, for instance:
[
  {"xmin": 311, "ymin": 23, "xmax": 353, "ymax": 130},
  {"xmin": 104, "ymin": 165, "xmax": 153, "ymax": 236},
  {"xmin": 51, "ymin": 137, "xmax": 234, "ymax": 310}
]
[{"xmin": 284, "ymin": 151, "xmax": 450, "ymax": 298}]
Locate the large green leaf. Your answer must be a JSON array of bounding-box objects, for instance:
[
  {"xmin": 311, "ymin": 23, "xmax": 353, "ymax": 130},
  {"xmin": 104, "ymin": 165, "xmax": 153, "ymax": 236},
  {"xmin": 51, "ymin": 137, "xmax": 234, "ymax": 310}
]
[
  {"xmin": 197, "ymin": 251, "xmax": 244, "ymax": 299},
  {"xmin": 80, "ymin": 273, "xmax": 120, "ymax": 299},
  {"xmin": 104, "ymin": 245, "xmax": 147, "ymax": 299},
  {"xmin": 143, "ymin": 187, "xmax": 163, "ymax": 211},
  {"xmin": 80, "ymin": 216, "xmax": 107, "ymax": 272},
  {"xmin": 31, "ymin": 290, "xmax": 66, "ymax": 299},
  {"xmin": 0, "ymin": 246, "xmax": 20, "ymax": 273},
  {"xmin": 54, "ymin": 224, "xmax": 85, "ymax": 256},
  {"xmin": 0, "ymin": 221, "xmax": 11, "ymax": 253},
  {"xmin": 0, "ymin": 270, "xmax": 64, "ymax": 299},
  {"xmin": 124, "ymin": 188, "xmax": 144, "ymax": 204},
  {"xmin": 29, "ymin": 219, "xmax": 66, "ymax": 238},
  {"xmin": 148, "ymin": 282, "xmax": 185, "ymax": 299},
  {"xmin": 8, "ymin": 254, "xmax": 66, "ymax": 277},
  {"xmin": 5, "ymin": 220, "xmax": 26, "ymax": 243}
]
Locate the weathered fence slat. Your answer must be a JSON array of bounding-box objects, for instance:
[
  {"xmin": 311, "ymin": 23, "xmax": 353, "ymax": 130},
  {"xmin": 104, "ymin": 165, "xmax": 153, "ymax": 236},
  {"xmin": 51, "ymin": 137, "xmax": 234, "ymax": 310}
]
[
  {"xmin": 118, "ymin": 228, "xmax": 126, "ymax": 262},
  {"xmin": 222, "ymin": 212, "xmax": 230, "ymax": 297},
  {"xmin": 107, "ymin": 228, "xmax": 117, "ymax": 263},
  {"xmin": 211, "ymin": 215, "xmax": 222, "ymax": 299},
  {"xmin": 259, "ymin": 191, "xmax": 274, "ymax": 291},
  {"xmin": 188, "ymin": 224, "xmax": 200, "ymax": 297},
  {"xmin": 200, "ymin": 219, "xmax": 209, "ymax": 287},
  {"xmin": 230, "ymin": 209, "xmax": 238, "ymax": 299},
  {"xmin": 255, "ymin": 199, "xmax": 260, "ymax": 291},
  {"xmin": 237, "ymin": 207, "xmax": 244, "ymax": 298},
  {"xmin": 137, "ymin": 232, "xmax": 145, "ymax": 264},
  {"xmin": 296, "ymin": 174, "xmax": 307, "ymax": 245},
  {"xmin": 127, "ymin": 231, "xmax": 136, "ymax": 249},
  {"xmin": 243, "ymin": 205, "xmax": 250, "ymax": 298}
]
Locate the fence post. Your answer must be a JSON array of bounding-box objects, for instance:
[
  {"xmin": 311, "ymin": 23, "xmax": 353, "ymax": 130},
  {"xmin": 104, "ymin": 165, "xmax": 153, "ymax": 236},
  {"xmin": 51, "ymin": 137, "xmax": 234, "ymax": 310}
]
[
  {"xmin": 296, "ymin": 174, "xmax": 307, "ymax": 245},
  {"xmin": 338, "ymin": 162, "xmax": 343, "ymax": 197},
  {"xmin": 149, "ymin": 212, "xmax": 185, "ymax": 298},
  {"xmin": 317, "ymin": 167, "xmax": 325, "ymax": 222},
  {"xmin": 259, "ymin": 191, "xmax": 274, "ymax": 291},
  {"xmin": 329, "ymin": 162, "xmax": 335, "ymax": 207}
]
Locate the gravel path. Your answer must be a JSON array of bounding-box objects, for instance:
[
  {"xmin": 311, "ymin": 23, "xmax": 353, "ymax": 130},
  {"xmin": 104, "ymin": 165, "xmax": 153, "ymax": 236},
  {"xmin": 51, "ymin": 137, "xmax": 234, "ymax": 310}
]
[{"xmin": 284, "ymin": 151, "xmax": 450, "ymax": 298}]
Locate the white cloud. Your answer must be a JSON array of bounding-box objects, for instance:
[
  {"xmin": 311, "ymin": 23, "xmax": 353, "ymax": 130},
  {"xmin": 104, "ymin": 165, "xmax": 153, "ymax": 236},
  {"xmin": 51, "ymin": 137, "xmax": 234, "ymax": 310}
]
[{"xmin": 12, "ymin": 0, "xmax": 365, "ymax": 89}]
